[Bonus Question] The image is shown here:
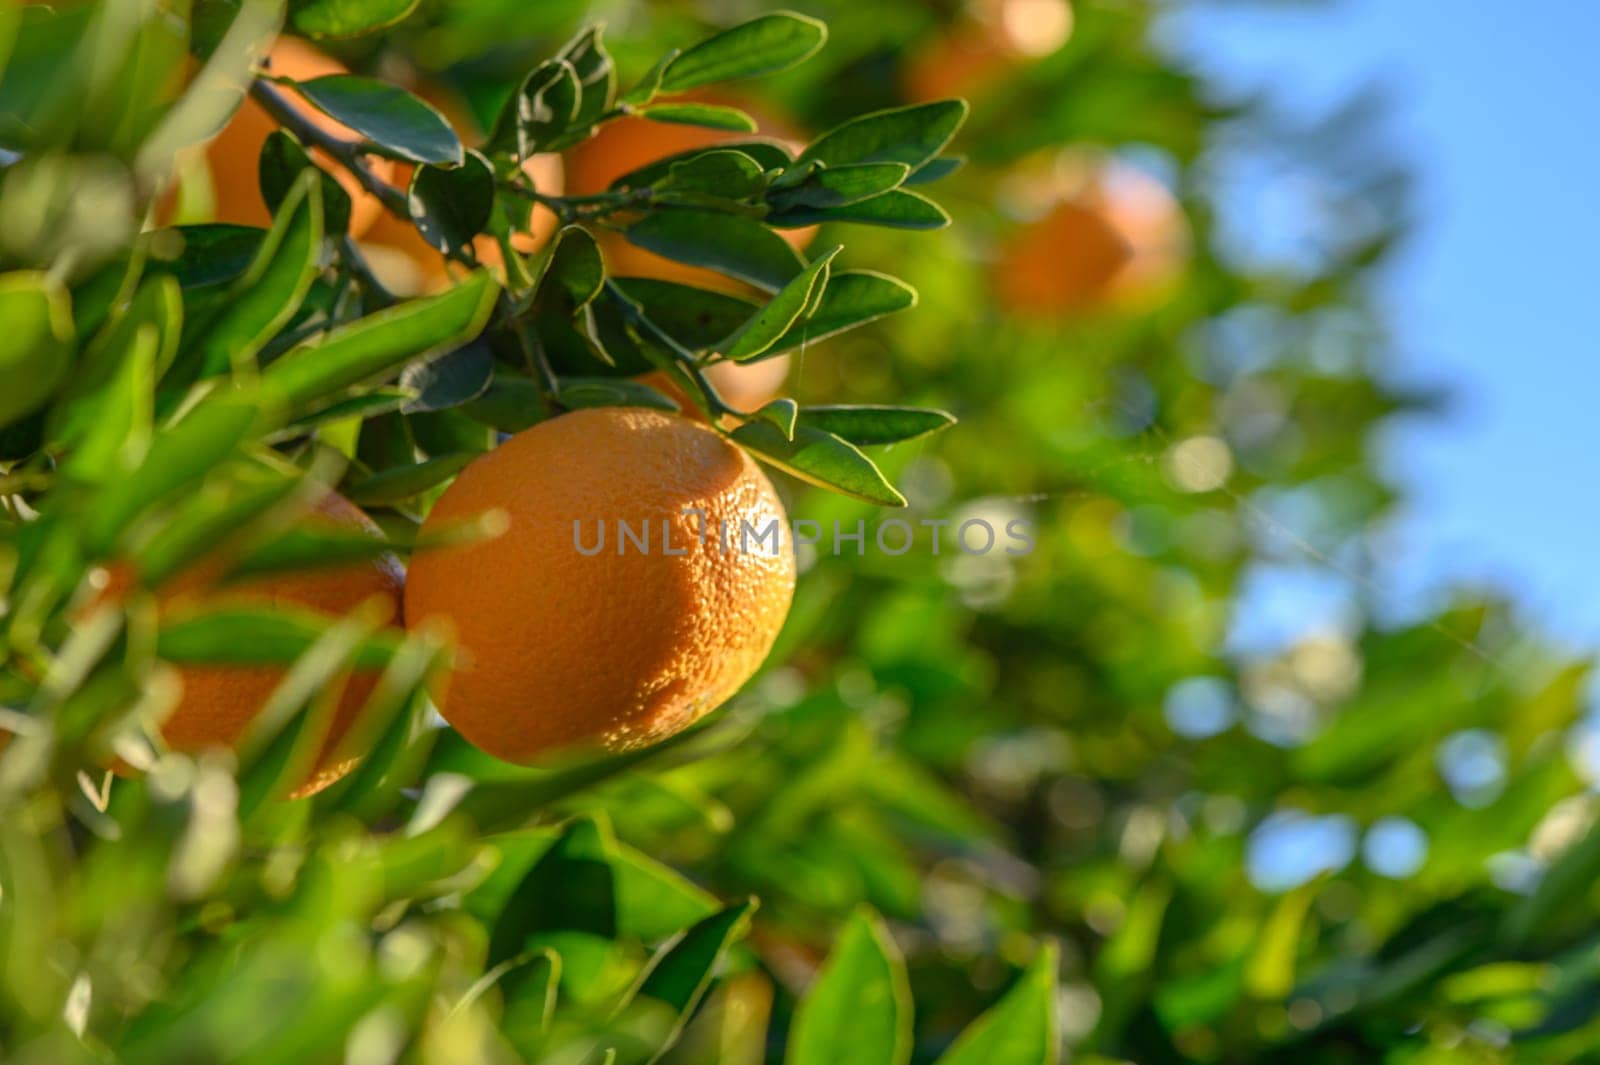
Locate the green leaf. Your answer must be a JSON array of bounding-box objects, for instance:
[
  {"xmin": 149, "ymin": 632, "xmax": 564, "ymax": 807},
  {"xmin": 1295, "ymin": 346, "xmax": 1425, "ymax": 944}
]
[
  {"xmin": 639, "ymin": 102, "xmax": 757, "ymax": 132},
  {"xmin": 621, "ymin": 48, "xmax": 679, "ymax": 106},
  {"xmin": 0, "ymin": 270, "xmax": 74, "ymax": 429},
  {"xmin": 556, "ymin": 377, "xmax": 678, "ymax": 413},
  {"xmin": 487, "ymin": 59, "xmax": 580, "ymax": 159},
  {"xmin": 228, "ymin": 524, "xmax": 397, "ymax": 580},
  {"xmin": 788, "ymin": 908, "xmax": 912, "ymax": 1065},
  {"xmin": 345, "ymin": 453, "xmax": 475, "ymax": 506},
  {"xmin": 906, "ymin": 155, "xmax": 964, "ymax": 185},
  {"xmin": 721, "ymin": 245, "xmax": 838, "ymax": 361},
  {"xmin": 797, "ymin": 405, "xmax": 954, "ymax": 445},
  {"xmin": 800, "ymin": 100, "xmax": 968, "ymax": 171},
  {"xmin": 288, "ymin": 0, "xmax": 419, "ymax": 39},
  {"xmin": 459, "ymin": 373, "xmax": 546, "ymax": 433},
  {"xmin": 619, "ymin": 898, "xmax": 758, "ymax": 1061},
  {"xmin": 398, "ymin": 340, "xmax": 493, "ymax": 413},
  {"xmin": 408, "ymin": 149, "xmax": 494, "ymax": 253},
  {"xmin": 769, "ymin": 162, "xmax": 910, "ymax": 210},
  {"xmin": 556, "ymin": 25, "xmax": 616, "ymax": 135},
  {"xmin": 769, "ymin": 188, "xmax": 950, "ymax": 230},
  {"xmin": 260, "ymin": 129, "xmax": 352, "ymax": 235},
  {"xmin": 607, "ymin": 278, "xmax": 757, "ymax": 350},
  {"xmin": 57, "ymin": 274, "xmax": 179, "ymax": 455},
  {"xmin": 753, "ymin": 398, "xmax": 799, "ymax": 438},
  {"xmin": 625, "ymin": 210, "xmax": 803, "ymax": 293},
  {"xmin": 662, "ymin": 149, "xmax": 768, "ymax": 199},
  {"xmin": 88, "ymin": 390, "xmax": 269, "ymax": 552},
  {"xmin": 540, "ymin": 225, "xmax": 605, "ymax": 310},
  {"xmin": 730, "ymin": 420, "xmax": 906, "ymax": 506},
  {"xmin": 936, "ymin": 945, "xmax": 1058, "ymax": 1065},
  {"xmin": 609, "ymin": 140, "xmax": 793, "ymax": 192},
  {"xmin": 487, "ymin": 817, "xmax": 616, "ymax": 970},
  {"xmin": 769, "ymin": 270, "xmax": 916, "ymax": 352},
  {"xmin": 192, "ymin": 171, "xmax": 324, "ymax": 376},
  {"xmin": 154, "ymin": 224, "xmax": 264, "ymax": 288},
  {"xmin": 291, "ymin": 74, "xmax": 463, "ymax": 166},
  {"xmin": 262, "ymin": 271, "xmax": 498, "ymax": 410},
  {"xmin": 661, "ymin": 12, "xmax": 827, "ymax": 91},
  {"xmin": 157, "ymin": 604, "xmax": 402, "ymax": 669}
]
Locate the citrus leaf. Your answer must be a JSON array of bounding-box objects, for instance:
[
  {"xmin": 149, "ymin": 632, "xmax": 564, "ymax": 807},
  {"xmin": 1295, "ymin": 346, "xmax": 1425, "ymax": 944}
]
[
  {"xmin": 556, "ymin": 377, "xmax": 678, "ymax": 412},
  {"xmin": 769, "ymin": 162, "xmax": 910, "ymax": 210},
  {"xmin": 288, "ymin": 0, "xmax": 419, "ymax": 39},
  {"xmin": 796, "ymin": 405, "xmax": 954, "ymax": 445},
  {"xmin": 608, "ymin": 278, "xmax": 758, "ymax": 350},
  {"xmin": 157, "ymin": 604, "xmax": 402, "ymax": 669},
  {"xmin": 539, "ymin": 225, "xmax": 604, "ymax": 310},
  {"xmin": 408, "ymin": 149, "xmax": 494, "ymax": 253},
  {"xmin": 788, "ymin": 908, "xmax": 912, "ymax": 1065},
  {"xmin": 262, "ymin": 271, "xmax": 498, "ymax": 410},
  {"xmin": 753, "ymin": 398, "xmax": 798, "ymax": 438},
  {"xmin": 799, "ymin": 100, "xmax": 968, "ymax": 171},
  {"xmin": 906, "ymin": 155, "xmax": 964, "ymax": 185},
  {"xmin": 609, "ymin": 140, "xmax": 793, "ymax": 191},
  {"xmin": 486, "ymin": 59, "xmax": 580, "ymax": 158},
  {"xmin": 0, "ymin": 270, "xmax": 74, "ymax": 429},
  {"xmin": 625, "ymin": 210, "xmax": 803, "ymax": 293},
  {"xmin": 769, "ymin": 188, "xmax": 950, "ymax": 230},
  {"xmin": 345, "ymin": 453, "xmax": 475, "ymax": 506},
  {"xmin": 768, "ymin": 270, "xmax": 916, "ymax": 352},
  {"xmin": 661, "ymin": 12, "xmax": 827, "ymax": 91},
  {"xmin": 398, "ymin": 339, "xmax": 493, "ymax": 413},
  {"xmin": 935, "ymin": 945, "xmax": 1059, "ymax": 1065},
  {"xmin": 620, "ymin": 48, "xmax": 679, "ymax": 105},
  {"xmin": 291, "ymin": 74, "xmax": 463, "ymax": 166},
  {"xmin": 228, "ymin": 525, "xmax": 398, "ymax": 579},
  {"xmin": 154, "ymin": 224, "xmax": 264, "ymax": 289},
  {"xmin": 730, "ymin": 419, "xmax": 906, "ymax": 506},
  {"xmin": 459, "ymin": 374, "xmax": 546, "ymax": 433},
  {"xmin": 618, "ymin": 898, "xmax": 758, "ymax": 1061},
  {"xmin": 662, "ymin": 149, "xmax": 768, "ymax": 199},
  {"xmin": 556, "ymin": 25, "xmax": 615, "ymax": 135},
  {"xmin": 192, "ymin": 171, "xmax": 323, "ymax": 376},
  {"xmin": 721, "ymin": 245, "xmax": 838, "ymax": 361},
  {"xmin": 260, "ymin": 128, "xmax": 352, "ymax": 235},
  {"xmin": 639, "ymin": 102, "xmax": 757, "ymax": 132}
]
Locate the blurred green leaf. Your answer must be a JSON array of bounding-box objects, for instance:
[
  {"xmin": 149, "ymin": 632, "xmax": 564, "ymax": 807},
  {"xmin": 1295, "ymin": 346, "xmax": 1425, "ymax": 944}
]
[
  {"xmin": 262, "ymin": 271, "xmax": 498, "ymax": 409},
  {"xmin": 0, "ymin": 270, "xmax": 75, "ymax": 429},
  {"xmin": 936, "ymin": 945, "xmax": 1058, "ymax": 1065},
  {"xmin": 346, "ymin": 453, "xmax": 475, "ymax": 506},
  {"xmin": 288, "ymin": 0, "xmax": 419, "ymax": 39},
  {"xmin": 788, "ymin": 908, "xmax": 912, "ymax": 1065},
  {"xmin": 157, "ymin": 603, "xmax": 402, "ymax": 669},
  {"xmin": 556, "ymin": 377, "xmax": 678, "ymax": 413}
]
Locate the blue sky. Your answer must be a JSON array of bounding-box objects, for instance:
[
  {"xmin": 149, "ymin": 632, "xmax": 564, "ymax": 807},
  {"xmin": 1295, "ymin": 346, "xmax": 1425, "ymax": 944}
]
[{"xmin": 1166, "ymin": 0, "xmax": 1600, "ymax": 651}]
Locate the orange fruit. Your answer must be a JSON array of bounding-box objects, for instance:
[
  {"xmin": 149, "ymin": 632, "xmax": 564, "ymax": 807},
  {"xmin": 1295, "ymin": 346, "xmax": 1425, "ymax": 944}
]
[
  {"xmin": 206, "ymin": 37, "xmax": 396, "ymax": 237},
  {"xmin": 566, "ymin": 93, "xmax": 815, "ymax": 295},
  {"xmin": 903, "ymin": 0, "xmax": 1074, "ymax": 101},
  {"xmin": 107, "ymin": 491, "xmax": 404, "ymax": 797},
  {"xmin": 360, "ymin": 81, "xmax": 565, "ymax": 295},
  {"xmin": 993, "ymin": 157, "xmax": 1188, "ymax": 316},
  {"xmin": 404, "ymin": 408, "xmax": 795, "ymax": 761}
]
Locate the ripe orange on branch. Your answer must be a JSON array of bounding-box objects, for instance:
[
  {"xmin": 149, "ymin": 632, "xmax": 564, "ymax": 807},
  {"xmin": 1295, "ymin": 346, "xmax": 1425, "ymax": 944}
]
[
  {"xmin": 404, "ymin": 408, "xmax": 796, "ymax": 762},
  {"xmin": 106, "ymin": 491, "xmax": 404, "ymax": 798}
]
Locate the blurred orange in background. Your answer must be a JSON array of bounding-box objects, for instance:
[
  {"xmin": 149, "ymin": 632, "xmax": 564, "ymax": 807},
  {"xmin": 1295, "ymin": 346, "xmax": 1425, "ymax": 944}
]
[
  {"xmin": 903, "ymin": 0, "xmax": 1074, "ymax": 101},
  {"xmin": 993, "ymin": 153, "xmax": 1190, "ymax": 317}
]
